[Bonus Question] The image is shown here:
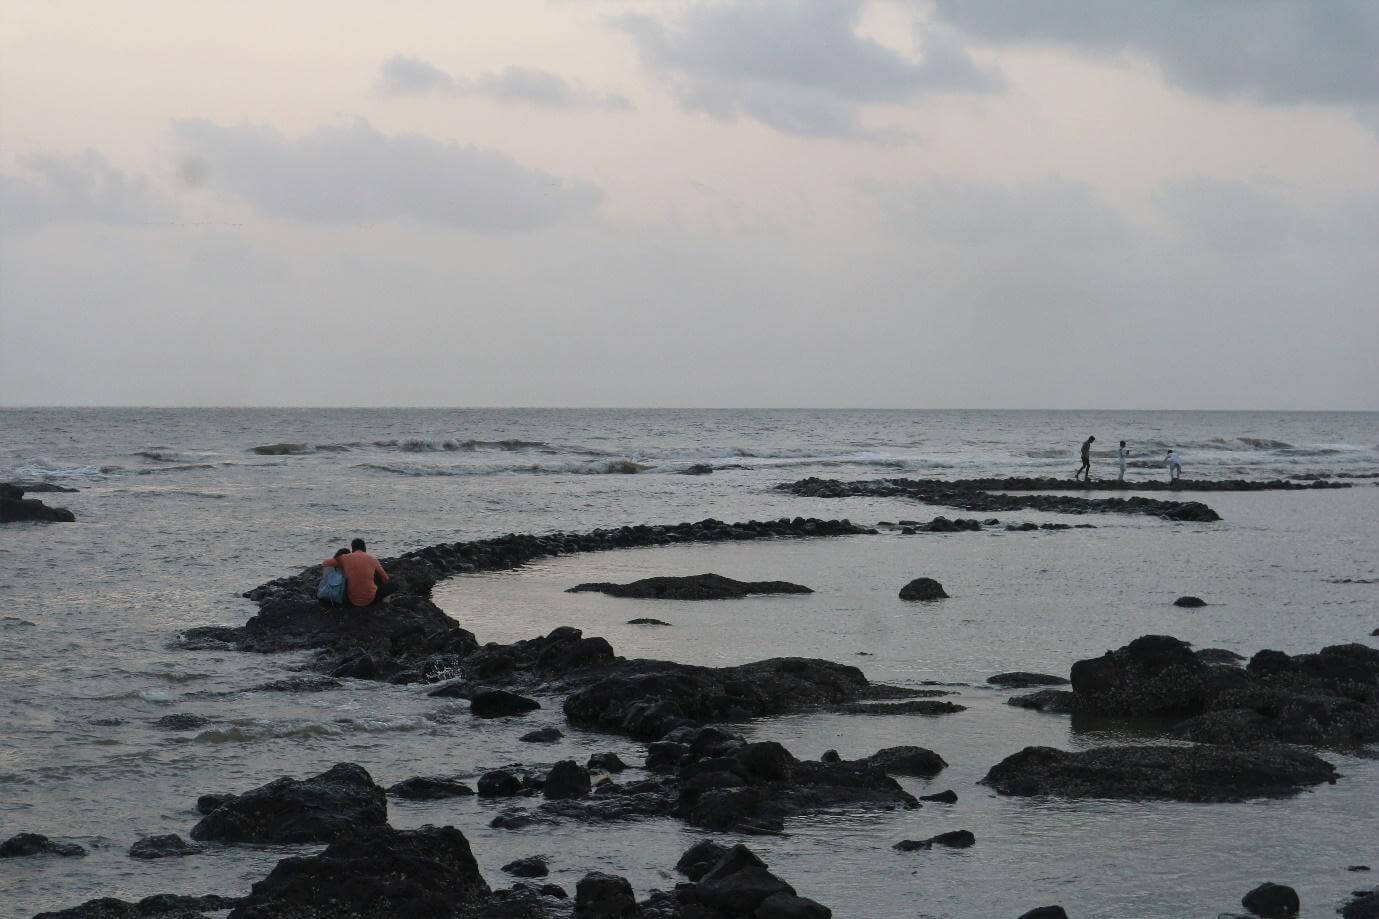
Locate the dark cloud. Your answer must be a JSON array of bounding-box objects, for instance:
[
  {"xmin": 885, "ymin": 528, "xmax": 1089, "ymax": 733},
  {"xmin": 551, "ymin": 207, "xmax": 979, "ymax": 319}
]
[
  {"xmin": 0, "ymin": 150, "xmax": 171, "ymax": 233},
  {"xmin": 932, "ymin": 0, "xmax": 1379, "ymax": 105},
  {"xmin": 615, "ymin": 0, "xmax": 1002, "ymax": 138},
  {"xmin": 170, "ymin": 117, "xmax": 602, "ymax": 232},
  {"xmin": 376, "ymin": 55, "xmax": 631, "ymax": 110}
]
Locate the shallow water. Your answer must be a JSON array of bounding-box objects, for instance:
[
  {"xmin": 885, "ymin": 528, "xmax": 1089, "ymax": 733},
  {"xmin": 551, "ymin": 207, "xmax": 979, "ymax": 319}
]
[{"xmin": 2, "ymin": 408, "xmax": 1377, "ymax": 918}]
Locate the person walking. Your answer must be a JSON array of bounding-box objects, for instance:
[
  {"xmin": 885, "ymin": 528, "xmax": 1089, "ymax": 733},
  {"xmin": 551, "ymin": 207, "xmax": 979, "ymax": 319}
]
[
  {"xmin": 322, "ymin": 537, "xmax": 397, "ymax": 607},
  {"xmin": 1075, "ymin": 435, "xmax": 1095, "ymax": 481},
  {"xmin": 1166, "ymin": 450, "xmax": 1182, "ymax": 483},
  {"xmin": 1117, "ymin": 440, "xmax": 1129, "ymax": 482}
]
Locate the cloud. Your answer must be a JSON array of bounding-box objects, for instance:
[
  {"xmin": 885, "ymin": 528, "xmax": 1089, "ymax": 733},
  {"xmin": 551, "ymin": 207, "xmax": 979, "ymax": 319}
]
[
  {"xmin": 170, "ymin": 117, "xmax": 602, "ymax": 232},
  {"xmin": 614, "ymin": 0, "xmax": 1002, "ymax": 138},
  {"xmin": 376, "ymin": 55, "xmax": 631, "ymax": 110},
  {"xmin": 931, "ymin": 0, "xmax": 1379, "ymax": 105},
  {"xmin": 1155, "ymin": 177, "xmax": 1302, "ymax": 254},
  {"xmin": 0, "ymin": 150, "xmax": 171, "ymax": 233}
]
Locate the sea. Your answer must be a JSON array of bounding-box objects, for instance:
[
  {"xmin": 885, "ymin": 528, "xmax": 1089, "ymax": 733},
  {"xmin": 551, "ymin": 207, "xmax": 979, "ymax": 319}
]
[{"xmin": 2, "ymin": 408, "xmax": 1377, "ymax": 919}]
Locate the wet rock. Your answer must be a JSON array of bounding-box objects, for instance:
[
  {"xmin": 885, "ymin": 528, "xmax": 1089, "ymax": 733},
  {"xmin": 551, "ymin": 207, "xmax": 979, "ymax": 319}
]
[
  {"xmin": 388, "ymin": 776, "xmax": 475, "ymax": 800},
  {"xmin": 154, "ymin": 713, "xmax": 211, "ymax": 731},
  {"xmin": 987, "ymin": 672, "xmax": 1068, "ymax": 688},
  {"xmin": 676, "ymin": 839, "xmax": 730, "ymax": 882},
  {"xmin": 253, "ymin": 676, "xmax": 343, "ymax": 692},
  {"xmin": 1342, "ymin": 888, "xmax": 1379, "ymax": 919},
  {"xmin": 587, "ymin": 753, "xmax": 627, "ymax": 773},
  {"xmin": 898, "ymin": 578, "xmax": 948, "ymax": 601},
  {"xmin": 1006, "ymin": 522, "xmax": 1039, "ymax": 531},
  {"xmin": 195, "ymin": 793, "xmax": 235, "ymax": 815},
  {"xmin": 227, "ymin": 824, "xmax": 489, "ymax": 919},
  {"xmin": 1016, "ymin": 908, "xmax": 1069, "ymax": 919},
  {"xmin": 520, "ymin": 726, "xmax": 563, "ymax": 743},
  {"xmin": 489, "ymin": 810, "xmax": 556, "ymax": 831},
  {"xmin": 574, "ymin": 872, "xmax": 639, "ymax": 918},
  {"xmin": 861, "ymin": 745, "xmax": 947, "ymax": 777},
  {"xmin": 1174, "ymin": 596, "xmax": 1208, "ymax": 608},
  {"xmin": 837, "ymin": 699, "xmax": 966, "ymax": 715},
  {"xmin": 502, "ymin": 856, "xmax": 549, "ymax": 878},
  {"xmin": 0, "ymin": 482, "xmax": 75, "ymax": 522},
  {"xmin": 190, "ymin": 762, "xmax": 387, "ymax": 844},
  {"xmin": 1070, "ymin": 634, "xmax": 1208, "ymax": 716},
  {"xmin": 627, "ymin": 618, "xmax": 671, "ymax": 626},
  {"xmin": 471, "ymin": 689, "xmax": 541, "ymax": 718},
  {"xmin": 694, "ymin": 845, "xmax": 795, "ymax": 914},
  {"xmin": 918, "ymin": 789, "xmax": 958, "ymax": 804},
  {"xmin": 755, "ymin": 892, "xmax": 832, "ymax": 918},
  {"xmin": 568, "ymin": 573, "xmax": 813, "ymax": 600},
  {"xmin": 174, "ymin": 626, "xmax": 246, "ymax": 651},
  {"xmin": 544, "ymin": 761, "xmax": 592, "ymax": 799},
  {"xmin": 1007, "ymin": 689, "xmax": 1076, "ymax": 714},
  {"xmin": 893, "ymin": 830, "xmax": 974, "ymax": 850},
  {"xmin": 1241, "ymin": 882, "xmax": 1299, "ymax": 917},
  {"xmin": 0, "ymin": 832, "xmax": 85, "ymax": 857},
  {"xmin": 129, "ymin": 834, "xmax": 202, "ymax": 859},
  {"xmin": 982, "ymin": 744, "xmax": 1337, "ymax": 802},
  {"xmin": 140, "ymin": 894, "xmax": 241, "ymax": 914},
  {"xmin": 1195, "ymin": 648, "xmax": 1246, "ymax": 665},
  {"xmin": 251, "ymin": 442, "xmax": 310, "ymax": 455},
  {"xmin": 540, "ymin": 884, "xmax": 568, "ymax": 899},
  {"xmin": 478, "ymin": 770, "xmax": 526, "ymax": 798}
]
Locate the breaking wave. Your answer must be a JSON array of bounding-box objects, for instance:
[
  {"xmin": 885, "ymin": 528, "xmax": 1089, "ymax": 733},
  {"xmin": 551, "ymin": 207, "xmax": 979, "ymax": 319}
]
[{"xmin": 356, "ymin": 458, "xmax": 652, "ymax": 477}]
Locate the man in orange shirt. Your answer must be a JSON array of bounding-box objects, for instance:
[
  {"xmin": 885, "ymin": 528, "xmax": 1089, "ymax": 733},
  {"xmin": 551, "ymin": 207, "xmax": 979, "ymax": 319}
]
[{"xmin": 322, "ymin": 538, "xmax": 397, "ymax": 607}]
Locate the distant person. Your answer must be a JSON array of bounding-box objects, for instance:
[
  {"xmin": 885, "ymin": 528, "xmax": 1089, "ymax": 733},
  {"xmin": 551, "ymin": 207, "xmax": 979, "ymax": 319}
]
[
  {"xmin": 1118, "ymin": 440, "xmax": 1129, "ymax": 482},
  {"xmin": 1074, "ymin": 435, "xmax": 1095, "ymax": 481},
  {"xmin": 317, "ymin": 547, "xmax": 350, "ymax": 607},
  {"xmin": 323, "ymin": 538, "xmax": 396, "ymax": 607},
  {"xmin": 1166, "ymin": 450, "xmax": 1182, "ymax": 482}
]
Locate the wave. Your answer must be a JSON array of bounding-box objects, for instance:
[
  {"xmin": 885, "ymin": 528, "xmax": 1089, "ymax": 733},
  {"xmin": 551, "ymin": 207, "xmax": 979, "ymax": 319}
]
[
  {"xmin": 3, "ymin": 459, "xmax": 110, "ymax": 481},
  {"xmin": 0, "ymin": 616, "xmax": 36, "ymax": 630},
  {"xmin": 310, "ymin": 438, "xmax": 610, "ymax": 456},
  {"xmin": 133, "ymin": 449, "xmax": 205, "ymax": 463},
  {"xmin": 356, "ymin": 458, "xmax": 652, "ymax": 477},
  {"xmin": 134, "ymin": 463, "xmax": 218, "ymax": 475}
]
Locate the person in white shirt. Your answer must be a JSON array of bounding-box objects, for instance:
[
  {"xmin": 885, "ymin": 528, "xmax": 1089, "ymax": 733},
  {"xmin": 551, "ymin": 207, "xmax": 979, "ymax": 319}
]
[
  {"xmin": 1166, "ymin": 450, "xmax": 1182, "ymax": 482},
  {"xmin": 1118, "ymin": 440, "xmax": 1129, "ymax": 481}
]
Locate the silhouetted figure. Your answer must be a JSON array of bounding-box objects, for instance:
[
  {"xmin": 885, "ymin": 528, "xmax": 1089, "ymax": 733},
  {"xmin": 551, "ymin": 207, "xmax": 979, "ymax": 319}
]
[
  {"xmin": 1118, "ymin": 440, "xmax": 1128, "ymax": 482},
  {"xmin": 1075, "ymin": 435, "xmax": 1095, "ymax": 481}
]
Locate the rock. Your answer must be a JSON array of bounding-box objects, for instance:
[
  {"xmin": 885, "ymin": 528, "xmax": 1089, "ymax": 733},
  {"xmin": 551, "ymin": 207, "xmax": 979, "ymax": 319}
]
[
  {"xmin": 154, "ymin": 713, "xmax": 212, "ymax": 731},
  {"xmin": 587, "ymin": 753, "xmax": 628, "ymax": 773},
  {"xmin": 0, "ymin": 832, "xmax": 85, "ymax": 857},
  {"xmin": 987, "ymin": 672, "xmax": 1069, "ymax": 688},
  {"xmin": 541, "ymin": 884, "xmax": 568, "ymax": 899},
  {"xmin": 471, "ymin": 689, "xmax": 541, "ymax": 718},
  {"xmin": 574, "ymin": 871, "xmax": 639, "ymax": 918},
  {"xmin": 31, "ymin": 896, "xmax": 235, "ymax": 919},
  {"xmin": 478, "ymin": 770, "xmax": 526, "ymax": 798},
  {"xmin": 190, "ymin": 762, "xmax": 387, "ymax": 844},
  {"xmin": 893, "ymin": 830, "xmax": 974, "ymax": 850},
  {"xmin": 898, "ymin": 578, "xmax": 948, "ymax": 601},
  {"xmin": 1351, "ymin": 866, "xmax": 1373, "ymax": 872},
  {"xmin": 227, "ymin": 824, "xmax": 488, "ymax": 919},
  {"xmin": 676, "ymin": 839, "xmax": 730, "ymax": 882},
  {"xmin": 520, "ymin": 726, "xmax": 563, "ymax": 743},
  {"xmin": 627, "ymin": 618, "xmax": 671, "ymax": 626},
  {"xmin": 682, "ymin": 464, "xmax": 714, "ymax": 475},
  {"xmin": 0, "ymin": 483, "xmax": 75, "ymax": 522},
  {"xmin": 140, "ymin": 894, "xmax": 241, "ymax": 914},
  {"xmin": 918, "ymin": 789, "xmax": 958, "ymax": 804},
  {"xmin": 1241, "ymin": 882, "xmax": 1299, "ymax": 917},
  {"xmin": 544, "ymin": 761, "xmax": 592, "ymax": 799},
  {"xmin": 502, "ymin": 856, "xmax": 549, "ymax": 878},
  {"xmin": 1016, "ymin": 908, "xmax": 1069, "ymax": 919},
  {"xmin": 982, "ymin": 744, "xmax": 1338, "ymax": 802},
  {"xmin": 755, "ymin": 892, "xmax": 832, "ymax": 918},
  {"xmin": 1341, "ymin": 888, "xmax": 1379, "ymax": 918},
  {"xmin": 129, "ymin": 834, "xmax": 202, "ymax": 859},
  {"xmin": 253, "ymin": 676, "xmax": 343, "ymax": 692},
  {"xmin": 837, "ymin": 700, "xmax": 966, "ymax": 715},
  {"xmin": 1174, "ymin": 596, "xmax": 1208, "ymax": 608},
  {"xmin": 695, "ymin": 845, "xmax": 795, "ymax": 914},
  {"xmin": 195, "ymin": 793, "xmax": 236, "ymax": 815},
  {"xmin": 1070, "ymin": 634, "xmax": 1209, "ymax": 716},
  {"xmin": 861, "ymin": 745, "xmax": 947, "ymax": 777},
  {"xmin": 1006, "ymin": 522, "xmax": 1039, "ymax": 531},
  {"xmin": 1007, "ymin": 689, "xmax": 1076, "ymax": 714},
  {"xmin": 387, "ymin": 776, "xmax": 475, "ymax": 800},
  {"xmin": 1195, "ymin": 648, "xmax": 1246, "ymax": 665},
  {"xmin": 568, "ymin": 573, "xmax": 813, "ymax": 600},
  {"xmin": 251, "ymin": 442, "xmax": 310, "ymax": 455}
]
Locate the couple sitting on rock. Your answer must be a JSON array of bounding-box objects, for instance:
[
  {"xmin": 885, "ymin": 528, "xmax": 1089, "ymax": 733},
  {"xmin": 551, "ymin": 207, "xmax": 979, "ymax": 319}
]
[{"xmin": 318, "ymin": 538, "xmax": 397, "ymax": 608}]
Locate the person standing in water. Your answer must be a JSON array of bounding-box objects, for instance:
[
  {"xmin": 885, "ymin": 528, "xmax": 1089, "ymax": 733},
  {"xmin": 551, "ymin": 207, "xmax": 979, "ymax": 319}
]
[
  {"xmin": 1118, "ymin": 440, "xmax": 1129, "ymax": 482},
  {"xmin": 1166, "ymin": 450, "xmax": 1182, "ymax": 482},
  {"xmin": 1075, "ymin": 435, "xmax": 1095, "ymax": 481}
]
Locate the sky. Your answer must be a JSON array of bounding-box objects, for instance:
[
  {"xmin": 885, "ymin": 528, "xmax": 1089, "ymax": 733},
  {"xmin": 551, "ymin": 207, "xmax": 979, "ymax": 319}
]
[{"xmin": 1, "ymin": 0, "xmax": 1377, "ymax": 409}]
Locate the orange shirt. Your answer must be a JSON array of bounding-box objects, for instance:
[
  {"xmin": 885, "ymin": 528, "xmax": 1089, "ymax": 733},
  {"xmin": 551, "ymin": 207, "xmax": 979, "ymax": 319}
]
[{"xmin": 323, "ymin": 551, "xmax": 389, "ymax": 606}]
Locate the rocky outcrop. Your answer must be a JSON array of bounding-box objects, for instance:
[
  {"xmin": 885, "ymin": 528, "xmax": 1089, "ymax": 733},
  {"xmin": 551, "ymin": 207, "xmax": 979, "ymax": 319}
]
[
  {"xmin": 190, "ymin": 763, "xmax": 387, "ymax": 844},
  {"xmin": 568, "ymin": 573, "xmax": 813, "ymax": 600},
  {"xmin": 227, "ymin": 825, "xmax": 489, "ymax": 919},
  {"xmin": 981, "ymin": 744, "xmax": 1337, "ymax": 801},
  {"xmin": 129, "ymin": 834, "xmax": 202, "ymax": 859},
  {"xmin": 33, "ymin": 894, "xmax": 239, "ymax": 919},
  {"xmin": 898, "ymin": 578, "xmax": 948, "ymax": 601},
  {"xmin": 1341, "ymin": 887, "xmax": 1379, "ymax": 919},
  {"xmin": 0, "ymin": 832, "xmax": 85, "ymax": 857},
  {"xmin": 988, "ymin": 672, "xmax": 1068, "ymax": 688},
  {"xmin": 793, "ymin": 475, "xmax": 1348, "ymax": 493},
  {"xmin": 0, "ymin": 483, "xmax": 75, "ymax": 522},
  {"xmin": 1070, "ymin": 635, "xmax": 1212, "ymax": 716},
  {"xmin": 655, "ymin": 842, "xmax": 833, "ymax": 918}
]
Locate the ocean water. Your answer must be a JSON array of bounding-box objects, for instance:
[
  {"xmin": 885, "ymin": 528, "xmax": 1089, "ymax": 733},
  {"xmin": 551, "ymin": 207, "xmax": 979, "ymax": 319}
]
[{"xmin": 1, "ymin": 408, "xmax": 1377, "ymax": 919}]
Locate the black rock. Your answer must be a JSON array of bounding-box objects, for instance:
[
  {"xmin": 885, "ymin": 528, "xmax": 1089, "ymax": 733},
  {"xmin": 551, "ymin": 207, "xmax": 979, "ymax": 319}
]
[
  {"xmin": 568, "ymin": 573, "xmax": 813, "ymax": 600},
  {"xmin": 982, "ymin": 744, "xmax": 1338, "ymax": 802},
  {"xmin": 1195, "ymin": 648, "xmax": 1246, "ymax": 665},
  {"xmin": 862, "ymin": 745, "xmax": 947, "ymax": 777},
  {"xmin": 1341, "ymin": 888, "xmax": 1379, "ymax": 919},
  {"xmin": 626, "ymin": 618, "xmax": 671, "ymax": 626},
  {"xmin": 520, "ymin": 726, "xmax": 563, "ymax": 743},
  {"xmin": 470, "ymin": 689, "xmax": 540, "ymax": 718},
  {"xmin": 1017, "ymin": 908, "xmax": 1069, "ymax": 919},
  {"xmin": 1070, "ymin": 634, "xmax": 1208, "ymax": 716},
  {"xmin": 478, "ymin": 770, "xmax": 525, "ymax": 798},
  {"xmin": 0, "ymin": 483, "xmax": 76, "ymax": 522},
  {"xmin": 682, "ymin": 464, "xmax": 713, "ymax": 475},
  {"xmin": 154, "ymin": 713, "xmax": 211, "ymax": 731},
  {"xmin": 1241, "ymin": 882, "xmax": 1299, "ymax": 917},
  {"xmin": 918, "ymin": 789, "xmax": 958, "ymax": 804},
  {"xmin": 0, "ymin": 832, "xmax": 85, "ymax": 857},
  {"xmin": 544, "ymin": 760, "xmax": 592, "ymax": 799},
  {"xmin": 190, "ymin": 762, "xmax": 387, "ymax": 844},
  {"xmin": 387, "ymin": 776, "xmax": 475, "ymax": 800},
  {"xmin": 587, "ymin": 752, "xmax": 628, "ymax": 773},
  {"xmin": 129, "ymin": 834, "xmax": 203, "ymax": 859},
  {"xmin": 1007, "ymin": 689, "xmax": 1077, "ymax": 713},
  {"xmin": 893, "ymin": 829, "xmax": 974, "ymax": 850},
  {"xmin": 541, "ymin": 884, "xmax": 568, "ymax": 899},
  {"xmin": 898, "ymin": 578, "xmax": 948, "ymax": 601},
  {"xmin": 574, "ymin": 871, "xmax": 639, "ymax": 918},
  {"xmin": 227, "ymin": 824, "xmax": 489, "ymax": 919},
  {"xmin": 502, "ymin": 856, "xmax": 549, "ymax": 878},
  {"xmin": 1175, "ymin": 596, "xmax": 1208, "ymax": 608},
  {"xmin": 755, "ymin": 892, "xmax": 832, "ymax": 918},
  {"xmin": 987, "ymin": 672, "xmax": 1068, "ymax": 688},
  {"xmin": 695, "ymin": 845, "xmax": 796, "ymax": 914},
  {"xmin": 676, "ymin": 839, "xmax": 730, "ymax": 882},
  {"xmin": 195, "ymin": 793, "xmax": 236, "ymax": 815},
  {"xmin": 837, "ymin": 699, "xmax": 966, "ymax": 715}
]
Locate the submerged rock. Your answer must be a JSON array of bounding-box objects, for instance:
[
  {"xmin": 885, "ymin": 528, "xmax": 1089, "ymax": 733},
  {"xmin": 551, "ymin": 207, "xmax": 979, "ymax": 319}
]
[
  {"xmin": 1240, "ymin": 882, "xmax": 1299, "ymax": 917},
  {"xmin": 1007, "ymin": 689, "xmax": 1076, "ymax": 714},
  {"xmin": 0, "ymin": 832, "xmax": 85, "ymax": 857},
  {"xmin": 128, "ymin": 834, "xmax": 202, "ymax": 860},
  {"xmin": 520, "ymin": 726, "xmax": 563, "ymax": 743},
  {"xmin": 982, "ymin": 744, "xmax": 1337, "ymax": 802},
  {"xmin": 837, "ymin": 699, "xmax": 966, "ymax": 716},
  {"xmin": 568, "ymin": 573, "xmax": 813, "ymax": 600},
  {"xmin": 387, "ymin": 776, "xmax": 474, "ymax": 800},
  {"xmin": 987, "ymin": 672, "xmax": 1069, "ymax": 688},
  {"xmin": 898, "ymin": 578, "xmax": 948, "ymax": 601},
  {"xmin": 154, "ymin": 713, "xmax": 211, "ymax": 731},
  {"xmin": 1341, "ymin": 887, "xmax": 1379, "ymax": 918},
  {"xmin": 190, "ymin": 762, "xmax": 387, "ymax": 844},
  {"xmin": 893, "ymin": 830, "xmax": 974, "ymax": 850}
]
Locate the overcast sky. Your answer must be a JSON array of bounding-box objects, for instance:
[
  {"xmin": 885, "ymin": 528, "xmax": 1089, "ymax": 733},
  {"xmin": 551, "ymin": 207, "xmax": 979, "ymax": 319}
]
[{"xmin": 2, "ymin": 0, "xmax": 1376, "ymax": 409}]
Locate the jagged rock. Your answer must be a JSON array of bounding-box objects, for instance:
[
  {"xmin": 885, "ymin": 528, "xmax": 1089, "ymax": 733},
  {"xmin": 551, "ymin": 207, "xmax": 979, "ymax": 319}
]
[
  {"xmin": 129, "ymin": 834, "xmax": 202, "ymax": 859},
  {"xmin": 1174, "ymin": 596, "xmax": 1208, "ymax": 608},
  {"xmin": 587, "ymin": 753, "xmax": 627, "ymax": 773},
  {"xmin": 982, "ymin": 744, "xmax": 1337, "ymax": 802},
  {"xmin": 574, "ymin": 872, "xmax": 639, "ymax": 918},
  {"xmin": 1008, "ymin": 689, "xmax": 1076, "ymax": 713},
  {"xmin": 0, "ymin": 832, "xmax": 85, "ymax": 857},
  {"xmin": 502, "ymin": 856, "xmax": 549, "ymax": 878},
  {"xmin": 0, "ymin": 482, "xmax": 76, "ymax": 522},
  {"xmin": 1241, "ymin": 882, "xmax": 1299, "ymax": 917},
  {"xmin": 898, "ymin": 578, "xmax": 948, "ymax": 601},
  {"xmin": 520, "ymin": 726, "xmax": 563, "ymax": 743},
  {"xmin": 1070, "ymin": 634, "xmax": 1208, "ymax": 716},
  {"xmin": 387, "ymin": 776, "xmax": 475, "ymax": 800},
  {"xmin": 227, "ymin": 824, "xmax": 488, "ymax": 919},
  {"xmin": 837, "ymin": 700, "xmax": 965, "ymax": 715},
  {"xmin": 987, "ymin": 672, "xmax": 1068, "ymax": 688},
  {"xmin": 918, "ymin": 789, "xmax": 958, "ymax": 804},
  {"xmin": 478, "ymin": 770, "xmax": 525, "ymax": 798},
  {"xmin": 860, "ymin": 745, "xmax": 947, "ymax": 777},
  {"xmin": 190, "ymin": 762, "xmax": 387, "ymax": 844},
  {"xmin": 676, "ymin": 839, "xmax": 730, "ymax": 882},
  {"xmin": 893, "ymin": 830, "xmax": 974, "ymax": 850},
  {"xmin": 471, "ymin": 690, "xmax": 541, "ymax": 718},
  {"xmin": 568, "ymin": 573, "xmax": 813, "ymax": 600}
]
